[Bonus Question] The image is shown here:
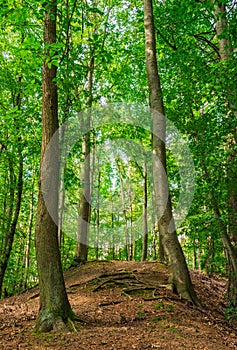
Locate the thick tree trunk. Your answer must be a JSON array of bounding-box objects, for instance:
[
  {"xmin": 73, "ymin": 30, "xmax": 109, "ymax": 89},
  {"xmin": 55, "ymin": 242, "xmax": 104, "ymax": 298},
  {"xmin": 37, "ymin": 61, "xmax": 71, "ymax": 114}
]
[
  {"xmin": 34, "ymin": 1, "xmax": 74, "ymax": 332},
  {"xmin": 143, "ymin": 0, "xmax": 200, "ymax": 306},
  {"xmin": 211, "ymin": 1, "xmax": 232, "ymax": 61},
  {"xmin": 212, "ymin": 0, "xmax": 237, "ymax": 302}
]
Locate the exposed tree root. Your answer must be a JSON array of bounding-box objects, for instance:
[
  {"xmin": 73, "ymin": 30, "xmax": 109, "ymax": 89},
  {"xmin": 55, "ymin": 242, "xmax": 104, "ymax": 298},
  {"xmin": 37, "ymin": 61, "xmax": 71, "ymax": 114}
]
[
  {"xmin": 34, "ymin": 311, "xmax": 81, "ymax": 333},
  {"xmin": 86, "ymin": 271, "xmax": 172, "ymax": 301}
]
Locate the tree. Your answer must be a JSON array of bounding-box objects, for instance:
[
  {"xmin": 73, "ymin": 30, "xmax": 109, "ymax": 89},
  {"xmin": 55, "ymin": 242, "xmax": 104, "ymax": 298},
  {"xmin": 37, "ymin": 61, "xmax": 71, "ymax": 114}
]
[
  {"xmin": 34, "ymin": 0, "xmax": 74, "ymax": 332},
  {"xmin": 143, "ymin": 0, "xmax": 200, "ymax": 305},
  {"xmin": 0, "ymin": 57, "xmax": 24, "ymax": 297},
  {"xmin": 211, "ymin": 0, "xmax": 237, "ymax": 303}
]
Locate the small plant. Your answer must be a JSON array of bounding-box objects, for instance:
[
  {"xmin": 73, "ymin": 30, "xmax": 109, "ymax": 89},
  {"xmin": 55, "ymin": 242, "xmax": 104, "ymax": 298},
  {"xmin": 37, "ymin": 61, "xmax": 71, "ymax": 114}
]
[
  {"xmin": 225, "ymin": 302, "xmax": 237, "ymax": 322},
  {"xmin": 135, "ymin": 310, "xmax": 146, "ymax": 320},
  {"xmin": 165, "ymin": 304, "xmax": 174, "ymax": 312},
  {"xmin": 168, "ymin": 326, "xmax": 179, "ymax": 332},
  {"xmin": 155, "ymin": 301, "xmax": 164, "ymax": 310}
]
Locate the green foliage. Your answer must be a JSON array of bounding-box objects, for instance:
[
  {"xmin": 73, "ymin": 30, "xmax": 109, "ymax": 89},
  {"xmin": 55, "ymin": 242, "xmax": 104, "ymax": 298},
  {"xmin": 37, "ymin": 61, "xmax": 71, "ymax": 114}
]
[
  {"xmin": 0, "ymin": 0, "xmax": 236, "ymax": 296},
  {"xmin": 225, "ymin": 301, "xmax": 237, "ymax": 323}
]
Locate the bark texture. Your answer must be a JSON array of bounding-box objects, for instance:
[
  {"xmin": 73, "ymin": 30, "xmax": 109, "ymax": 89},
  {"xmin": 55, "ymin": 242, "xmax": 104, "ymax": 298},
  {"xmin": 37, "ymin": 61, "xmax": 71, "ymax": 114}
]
[
  {"xmin": 0, "ymin": 76, "xmax": 23, "ymax": 297},
  {"xmin": 35, "ymin": 1, "xmax": 73, "ymax": 332},
  {"xmin": 75, "ymin": 57, "xmax": 94, "ymax": 263},
  {"xmin": 212, "ymin": 0, "xmax": 237, "ymax": 303},
  {"xmin": 143, "ymin": 0, "xmax": 201, "ymax": 306}
]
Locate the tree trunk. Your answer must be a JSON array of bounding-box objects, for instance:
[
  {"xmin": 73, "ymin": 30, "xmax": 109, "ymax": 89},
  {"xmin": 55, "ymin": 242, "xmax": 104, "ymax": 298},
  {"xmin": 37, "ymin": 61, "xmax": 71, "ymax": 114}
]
[
  {"xmin": 117, "ymin": 161, "xmax": 129, "ymax": 261},
  {"xmin": 75, "ymin": 56, "xmax": 94, "ymax": 263},
  {"xmin": 95, "ymin": 169, "xmax": 101, "ymax": 260},
  {"xmin": 0, "ymin": 146, "xmax": 23, "ymax": 297},
  {"xmin": 211, "ymin": 1, "xmax": 232, "ymax": 62},
  {"xmin": 0, "ymin": 73, "xmax": 23, "ymax": 297},
  {"xmin": 143, "ymin": 0, "xmax": 200, "ymax": 306},
  {"xmin": 128, "ymin": 189, "xmax": 133, "ymax": 261},
  {"xmin": 34, "ymin": 1, "xmax": 74, "ymax": 332},
  {"xmin": 142, "ymin": 161, "xmax": 148, "ymax": 261},
  {"xmin": 192, "ymin": 242, "xmax": 197, "ymax": 270},
  {"xmin": 211, "ymin": 194, "xmax": 237, "ymax": 303},
  {"xmin": 75, "ymin": 130, "xmax": 91, "ymax": 262},
  {"xmin": 211, "ymin": 0, "xmax": 237, "ymax": 302},
  {"xmin": 23, "ymin": 180, "xmax": 35, "ymax": 290}
]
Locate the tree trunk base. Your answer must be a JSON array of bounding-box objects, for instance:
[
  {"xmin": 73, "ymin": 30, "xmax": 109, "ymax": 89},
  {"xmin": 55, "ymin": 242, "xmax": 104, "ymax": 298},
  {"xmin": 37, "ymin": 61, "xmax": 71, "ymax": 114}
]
[
  {"xmin": 168, "ymin": 279, "xmax": 202, "ymax": 308},
  {"xmin": 35, "ymin": 312, "xmax": 75, "ymax": 333}
]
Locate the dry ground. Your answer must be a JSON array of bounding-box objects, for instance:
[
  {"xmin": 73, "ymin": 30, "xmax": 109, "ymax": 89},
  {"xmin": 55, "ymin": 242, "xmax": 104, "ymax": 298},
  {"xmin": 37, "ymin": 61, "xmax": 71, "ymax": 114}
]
[{"xmin": 1, "ymin": 260, "xmax": 237, "ymax": 349}]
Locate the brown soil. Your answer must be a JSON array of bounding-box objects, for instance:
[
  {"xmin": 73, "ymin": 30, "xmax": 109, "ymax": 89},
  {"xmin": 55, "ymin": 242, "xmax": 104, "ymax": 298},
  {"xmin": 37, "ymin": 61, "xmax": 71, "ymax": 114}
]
[{"xmin": 1, "ymin": 260, "xmax": 237, "ymax": 349}]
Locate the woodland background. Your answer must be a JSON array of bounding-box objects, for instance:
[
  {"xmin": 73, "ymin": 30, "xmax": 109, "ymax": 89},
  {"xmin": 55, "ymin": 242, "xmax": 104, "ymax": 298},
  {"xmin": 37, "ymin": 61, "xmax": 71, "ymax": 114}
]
[{"xmin": 0, "ymin": 0, "xmax": 236, "ymax": 316}]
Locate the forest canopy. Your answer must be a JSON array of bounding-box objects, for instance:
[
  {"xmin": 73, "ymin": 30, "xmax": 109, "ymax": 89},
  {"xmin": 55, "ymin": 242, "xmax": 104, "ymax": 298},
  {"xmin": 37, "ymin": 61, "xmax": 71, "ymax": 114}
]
[{"xmin": 0, "ymin": 0, "xmax": 236, "ymax": 314}]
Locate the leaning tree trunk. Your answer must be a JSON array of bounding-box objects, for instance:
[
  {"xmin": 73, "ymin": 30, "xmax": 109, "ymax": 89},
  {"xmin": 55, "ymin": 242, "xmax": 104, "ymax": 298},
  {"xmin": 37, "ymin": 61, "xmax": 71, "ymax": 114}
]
[
  {"xmin": 34, "ymin": 1, "xmax": 74, "ymax": 332},
  {"xmin": 212, "ymin": 0, "xmax": 237, "ymax": 302},
  {"xmin": 143, "ymin": 0, "xmax": 200, "ymax": 306}
]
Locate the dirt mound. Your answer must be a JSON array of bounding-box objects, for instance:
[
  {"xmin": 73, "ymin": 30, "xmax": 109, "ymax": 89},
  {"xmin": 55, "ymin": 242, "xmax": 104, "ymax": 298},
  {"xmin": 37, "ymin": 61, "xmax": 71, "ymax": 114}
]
[{"xmin": 1, "ymin": 260, "xmax": 237, "ymax": 349}]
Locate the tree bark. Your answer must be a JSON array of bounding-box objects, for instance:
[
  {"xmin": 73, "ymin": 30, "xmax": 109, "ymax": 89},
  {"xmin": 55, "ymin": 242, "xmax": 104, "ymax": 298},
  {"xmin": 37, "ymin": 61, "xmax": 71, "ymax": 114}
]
[
  {"xmin": 143, "ymin": 0, "xmax": 201, "ymax": 306},
  {"xmin": 117, "ymin": 161, "xmax": 129, "ymax": 261},
  {"xmin": 34, "ymin": 1, "xmax": 74, "ymax": 332},
  {"xmin": 23, "ymin": 179, "xmax": 35, "ymax": 290},
  {"xmin": 75, "ymin": 56, "xmax": 94, "ymax": 263},
  {"xmin": 211, "ymin": 0, "xmax": 237, "ymax": 302},
  {"xmin": 142, "ymin": 161, "xmax": 148, "ymax": 261},
  {"xmin": 0, "ymin": 146, "xmax": 23, "ymax": 297},
  {"xmin": 0, "ymin": 73, "xmax": 23, "ymax": 297}
]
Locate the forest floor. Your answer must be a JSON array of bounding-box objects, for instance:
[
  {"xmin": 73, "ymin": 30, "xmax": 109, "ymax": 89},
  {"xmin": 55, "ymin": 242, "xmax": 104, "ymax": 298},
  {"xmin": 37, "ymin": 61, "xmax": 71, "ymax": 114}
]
[{"xmin": 1, "ymin": 260, "xmax": 237, "ymax": 349}]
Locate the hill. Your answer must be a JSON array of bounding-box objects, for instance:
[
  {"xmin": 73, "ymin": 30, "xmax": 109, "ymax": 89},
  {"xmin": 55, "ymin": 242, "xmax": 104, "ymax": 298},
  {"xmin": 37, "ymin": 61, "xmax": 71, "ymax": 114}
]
[{"xmin": 1, "ymin": 260, "xmax": 237, "ymax": 349}]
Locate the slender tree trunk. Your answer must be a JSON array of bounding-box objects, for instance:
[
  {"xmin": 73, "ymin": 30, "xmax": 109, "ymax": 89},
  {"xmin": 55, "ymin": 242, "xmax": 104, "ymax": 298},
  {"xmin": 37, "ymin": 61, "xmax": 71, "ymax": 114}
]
[
  {"xmin": 128, "ymin": 189, "xmax": 133, "ymax": 261},
  {"xmin": 197, "ymin": 240, "xmax": 201, "ymax": 271},
  {"xmin": 34, "ymin": 1, "xmax": 74, "ymax": 332},
  {"xmin": 58, "ymin": 109, "xmax": 69, "ymax": 249},
  {"xmin": 111, "ymin": 205, "xmax": 115, "ymax": 260},
  {"xmin": 211, "ymin": 194, "xmax": 237, "ymax": 303},
  {"xmin": 75, "ymin": 130, "xmax": 91, "ymax": 262},
  {"xmin": 117, "ymin": 162, "xmax": 129, "ymax": 261},
  {"xmin": 75, "ymin": 56, "xmax": 94, "ymax": 263},
  {"xmin": 143, "ymin": 0, "xmax": 200, "ymax": 306},
  {"xmin": 142, "ymin": 161, "xmax": 148, "ymax": 261},
  {"xmin": 23, "ymin": 180, "xmax": 35, "ymax": 290},
  {"xmin": 95, "ymin": 169, "xmax": 101, "ymax": 260},
  {"xmin": 0, "ymin": 146, "xmax": 23, "ymax": 297},
  {"xmin": 0, "ymin": 74, "xmax": 23, "ymax": 297},
  {"xmin": 192, "ymin": 242, "xmax": 197, "ymax": 270}
]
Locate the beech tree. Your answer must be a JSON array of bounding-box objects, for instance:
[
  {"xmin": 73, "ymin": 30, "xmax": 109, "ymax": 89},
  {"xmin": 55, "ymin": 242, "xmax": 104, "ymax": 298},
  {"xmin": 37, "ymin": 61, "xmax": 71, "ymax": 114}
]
[
  {"xmin": 34, "ymin": 0, "xmax": 74, "ymax": 332},
  {"xmin": 143, "ymin": 0, "xmax": 200, "ymax": 306},
  {"xmin": 1, "ymin": 0, "xmax": 236, "ymax": 318},
  {"xmin": 210, "ymin": 0, "xmax": 237, "ymax": 303}
]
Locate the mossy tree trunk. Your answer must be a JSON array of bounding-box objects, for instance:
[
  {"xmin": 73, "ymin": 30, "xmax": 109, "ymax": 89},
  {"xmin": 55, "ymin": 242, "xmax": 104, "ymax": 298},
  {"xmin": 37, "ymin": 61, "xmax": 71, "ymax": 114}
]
[
  {"xmin": 143, "ymin": 0, "xmax": 201, "ymax": 306},
  {"xmin": 35, "ymin": 0, "xmax": 74, "ymax": 332}
]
